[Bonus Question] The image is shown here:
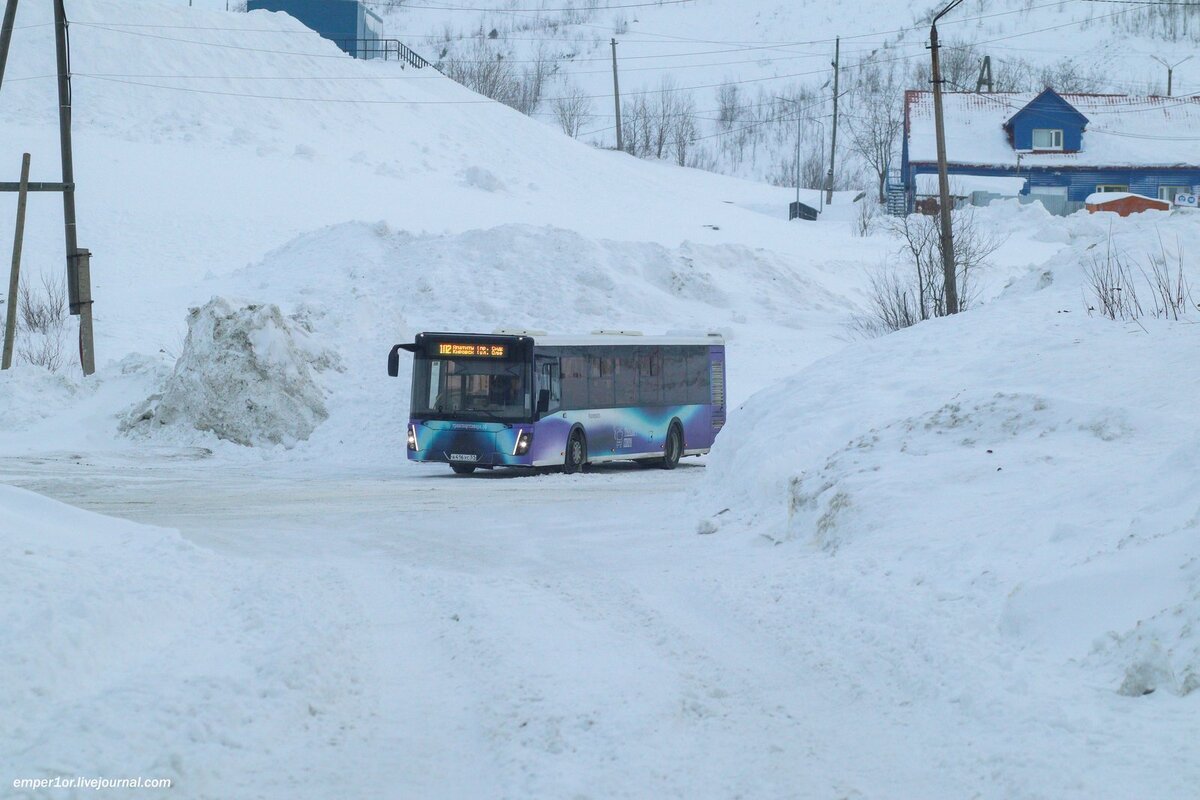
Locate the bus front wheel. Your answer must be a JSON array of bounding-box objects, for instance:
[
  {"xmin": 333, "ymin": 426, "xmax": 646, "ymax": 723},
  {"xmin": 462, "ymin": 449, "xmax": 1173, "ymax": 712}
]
[
  {"xmin": 564, "ymin": 430, "xmax": 587, "ymax": 474},
  {"xmin": 660, "ymin": 424, "xmax": 682, "ymax": 470}
]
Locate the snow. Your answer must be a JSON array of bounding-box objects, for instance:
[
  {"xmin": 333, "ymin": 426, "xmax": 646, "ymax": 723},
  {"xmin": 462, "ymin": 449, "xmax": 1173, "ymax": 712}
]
[
  {"xmin": 1084, "ymin": 191, "xmax": 1169, "ymax": 208},
  {"xmin": 915, "ymin": 172, "xmax": 1027, "ymax": 196},
  {"xmin": 1086, "ymin": 191, "xmax": 1140, "ymax": 203},
  {"xmin": 121, "ymin": 298, "xmax": 341, "ymax": 448},
  {"xmin": 907, "ymin": 92, "xmax": 1200, "ymax": 168},
  {"xmin": 2, "ymin": 1, "xmax": 1200, "ymax": 798}
]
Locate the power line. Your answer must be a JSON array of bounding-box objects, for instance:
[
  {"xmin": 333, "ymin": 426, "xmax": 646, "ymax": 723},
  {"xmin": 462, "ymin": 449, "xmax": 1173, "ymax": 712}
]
[
  {"xmin": 363, "ymin": 0, "xmax": 699, "ymax": 10},
  {"xmin": 60, "ymin": 0, "xmax": 1160, "ymax": 115},
  {"xmin": 1082, "ymin": 0, "xmax": 1200, "ymax": 5},
  {"xmin": 75, "ymin": 0, "xmax": 1083, "ymax": 50}
]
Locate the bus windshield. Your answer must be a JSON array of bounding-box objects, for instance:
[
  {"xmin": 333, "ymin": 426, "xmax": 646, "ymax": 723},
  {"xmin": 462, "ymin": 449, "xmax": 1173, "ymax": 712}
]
[{"xmin": 411, "ymin": 355, "xmax": 531, "ymax": 422}]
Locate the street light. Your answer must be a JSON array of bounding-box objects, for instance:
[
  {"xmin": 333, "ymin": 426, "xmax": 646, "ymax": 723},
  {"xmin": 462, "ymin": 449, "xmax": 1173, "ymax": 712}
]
[
  {"xmin": 1152, "ymin": 55, "xmax": 1192, "ymax": 96},
  {"xmin": 775, "ymin": 97, "xmax": 826, "ymax": 215}
]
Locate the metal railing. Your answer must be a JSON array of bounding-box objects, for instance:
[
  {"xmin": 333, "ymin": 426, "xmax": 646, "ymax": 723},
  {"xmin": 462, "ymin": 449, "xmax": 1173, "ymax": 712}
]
[{"xmin": 336, "ymin": 38, "xmax": 434, "ymax": 69}]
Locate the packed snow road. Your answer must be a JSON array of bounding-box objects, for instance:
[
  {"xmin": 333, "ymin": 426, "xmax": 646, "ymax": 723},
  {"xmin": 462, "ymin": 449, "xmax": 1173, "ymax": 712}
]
[
  {"xmin": 0, "ymin": 452, "xmax": 881, "ymax": 799},
  {"xmin": 5, "ymin": 443, "xmax": 1190, "ymax": 799}
]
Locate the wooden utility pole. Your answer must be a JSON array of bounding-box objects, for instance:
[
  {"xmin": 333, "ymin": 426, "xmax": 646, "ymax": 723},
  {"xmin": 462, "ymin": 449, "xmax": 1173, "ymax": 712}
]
[
  {"xmin": 930, "ymin": 0, "xmax": 964, "ymax": 316},
  {"xmin": 53, "ymin": 0, "xmax": 93, "ymax": 374},
  {"xmin": 611, "ymin": 38, "xmax": 623, "ymax": 152},
  {"xmin": 826, "ymin": 36, "xmax": 839, "ymax": 205},
  {"xmin": 2, "ymin": 153, "xmax": 29, "ymax": 370},
  {"xmin": 0, "ymin": 0, "xmax": 96, "ymax": 375},
  {"xmin": 0, "ymin": 0, "xmax": 17, "ymax": 88}
]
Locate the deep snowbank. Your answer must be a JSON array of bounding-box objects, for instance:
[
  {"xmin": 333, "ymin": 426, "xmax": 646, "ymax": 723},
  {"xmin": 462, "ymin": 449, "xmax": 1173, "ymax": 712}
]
[
  {"xmin": 108, "ymin": 221, "xmax": 856, "ymax": 458},
  {"xmin": 0, "ymin": 484, "xmax": 377, "ymax": 798},
  {"xmin": 692, "ymin": 277, "xmax": 1200, "ymax": 795}
]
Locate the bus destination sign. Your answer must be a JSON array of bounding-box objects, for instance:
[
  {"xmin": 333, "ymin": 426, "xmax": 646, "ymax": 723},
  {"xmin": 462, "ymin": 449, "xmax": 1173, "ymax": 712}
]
[{"xmin": 437, "ymin": 342, "xmax": 507, "ymax": 358}]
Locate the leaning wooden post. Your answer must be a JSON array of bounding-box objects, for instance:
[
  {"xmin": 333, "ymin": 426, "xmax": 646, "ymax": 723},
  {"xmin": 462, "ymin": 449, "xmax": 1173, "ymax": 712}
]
[{"xmin": 2, "ymin": 152, "xmax": 30, "ymax": 370}]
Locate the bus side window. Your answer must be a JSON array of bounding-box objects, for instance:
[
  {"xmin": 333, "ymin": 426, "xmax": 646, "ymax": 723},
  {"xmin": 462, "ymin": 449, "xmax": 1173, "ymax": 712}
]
[
  {"xmin": 561, "ymin": 353, "xmax": 587, "ymax": 410},
  {"xmin": 686, "ymin": 348, "xmax": 710, "ymax": 404},
  {"xmin": 588, "ymin": 350, "xmax": 615, "ymax": 408},
  {"xmin": 615, "ymin": 351, "xmax": 638, "ymax": 406},
  {"xmin": 638, "ymin": 347, "xmax": 662, "ymax": 405},
  {"xmin": 662, "ymin": 348, "xmax": 687, "ymax": 405},
  {"xmin": 536, "ymin": 355, "xmax": 561, "ymax": 414}
]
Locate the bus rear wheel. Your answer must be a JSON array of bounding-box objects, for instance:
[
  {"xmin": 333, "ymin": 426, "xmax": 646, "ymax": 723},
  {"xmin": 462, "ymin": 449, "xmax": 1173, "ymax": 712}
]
[
  {"xmin": 659, "ymin": 424, "xmax": 682, "ymax": 470},
  {"xmin": 450, "ymin": 464, "xmax": 476, "ymax": 475},
  {"xmin": 564, "ymin": 430, "xmax": 586, "ymax": 474}
]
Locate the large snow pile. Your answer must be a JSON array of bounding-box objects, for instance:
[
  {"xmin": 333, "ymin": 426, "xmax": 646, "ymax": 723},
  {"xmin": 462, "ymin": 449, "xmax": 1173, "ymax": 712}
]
[
  {"xmin": 178, "ymin": 221, "xmax": 860, "ymax": 461},
  {"xmin": 684, "ymin": 209, "xmax": 1200, "ymax": 794},
  {"xmin": 690, "ymin": 290, "xmax": 1200, "ymax": 793},
  {"xmin": 0, "ymin": 484, "xmax": 377, "ymax": 797},
  {"xmin": 123, "ymin": 298, "xmax": 339, "ymax": 448}
]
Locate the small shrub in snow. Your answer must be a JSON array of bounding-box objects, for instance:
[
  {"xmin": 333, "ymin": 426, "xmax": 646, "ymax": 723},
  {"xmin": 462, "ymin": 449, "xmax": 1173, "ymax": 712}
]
[
  {"xmin": 853, "ymin": 198, "xmax": 880, "ymax": 238},
  {"xmin": 1084, "ymin": 235, "xmax": 1195, "ymax": 322},
  {"xmin": 15, "ymin": 275, "xmax": 68, "ymax": 372},
  {"xmin": 1085, "ymin": 247, "xmax": 1143, "ymax": 321},
  {"xmin": 851, "ymin": 208, "xmax": 1005, "ymax": 335}
]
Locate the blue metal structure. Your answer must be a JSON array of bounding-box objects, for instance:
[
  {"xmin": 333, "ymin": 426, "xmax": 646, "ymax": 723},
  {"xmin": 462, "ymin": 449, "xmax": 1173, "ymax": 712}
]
[
  {"xmin": 897, "ymin": 89, "xmax": 1200, "ymax": 214},
  {"xmin": 246, "ymin": 0, "xmax": 381, "ymax": 59}
]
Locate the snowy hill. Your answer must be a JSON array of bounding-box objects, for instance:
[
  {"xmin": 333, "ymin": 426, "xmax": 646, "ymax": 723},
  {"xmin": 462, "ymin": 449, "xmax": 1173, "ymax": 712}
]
[
  {"xmin": 0, "ymin": 0, "xmax": 877, "ymax": 459},
  {"xmin": 689, "ymin": 208, "xmax": 1200, "ymax": 796},
  {"xmin": 366, "ymin": 0, "xmax": 1200, "ymax": 185},
  {"xmin": 1, "ymin": 1, "xmax": 1199, "ymax": 798}
]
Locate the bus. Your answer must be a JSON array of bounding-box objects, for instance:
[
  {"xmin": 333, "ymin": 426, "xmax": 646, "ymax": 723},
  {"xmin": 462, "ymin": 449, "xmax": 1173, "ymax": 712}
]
[{"xmin": 387, "ymin": 330, "xmax": 726, "ymax": 474}]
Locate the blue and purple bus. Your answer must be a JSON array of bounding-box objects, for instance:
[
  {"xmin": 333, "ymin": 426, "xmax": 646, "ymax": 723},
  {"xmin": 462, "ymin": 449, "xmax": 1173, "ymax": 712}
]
[{"xmin": 387, "ymin": 330, "xmax": 726, "ymax": 474}]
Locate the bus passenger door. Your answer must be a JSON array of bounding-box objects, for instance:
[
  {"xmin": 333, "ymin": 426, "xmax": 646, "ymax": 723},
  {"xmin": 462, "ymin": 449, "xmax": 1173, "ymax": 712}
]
[{"xmin": 535, "ymin": 355, "xmax": 561, "ymax": 416}]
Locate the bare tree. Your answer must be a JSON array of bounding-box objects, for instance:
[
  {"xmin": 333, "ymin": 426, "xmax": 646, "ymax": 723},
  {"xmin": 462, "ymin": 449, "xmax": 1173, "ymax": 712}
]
[
  {"xmin": 853, "ymin": 208, "xmax": 1006, "ymax": 335},
  {"xmin": 552, "ymin": 82, "xmax": 592, "ymax": 138},
  {"xmin": 800, "ymin": 139, "xmax": 826, "ymax": 189},
  {"xmin": 443, "ymin": 40, "xmax": 557, "ymax": 116},
  {"xmin": 848, "ymin": 64, "xmax": 903, "ymax": 204},
  {"xmin": 672, "ymin": 92, "xmax": 698, "ymax": 166},
  {"xmin": 716, "ymin": 83, "xmax": 743, "ymax": 129}
]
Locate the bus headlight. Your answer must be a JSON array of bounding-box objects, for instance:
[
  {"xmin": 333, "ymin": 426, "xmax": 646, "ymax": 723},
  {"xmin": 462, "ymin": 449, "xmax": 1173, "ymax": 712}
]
[
  {"xmin": 407, "ymin": 424, "xmax": 419, "ymax": 451},
  {"xmin": 513, "ymin": 430, "xmax": 533, "ymax": 456}
]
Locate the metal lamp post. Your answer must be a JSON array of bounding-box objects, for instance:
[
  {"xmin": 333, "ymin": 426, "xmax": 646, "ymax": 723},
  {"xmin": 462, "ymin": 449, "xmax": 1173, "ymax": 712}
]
[{"xmin": 777, "ymin": 97, "xmax": 826, "ymax": 216}]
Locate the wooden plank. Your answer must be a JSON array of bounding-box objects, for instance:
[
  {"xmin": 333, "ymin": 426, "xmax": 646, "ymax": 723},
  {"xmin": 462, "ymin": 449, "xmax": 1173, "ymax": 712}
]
[
  {"xmin": 0, "ymin": 181, "xmax": 73, "ymax": 192},
  {"xmin": 2, "ymin": 153, "xmax": 30, "ymax": 370}
]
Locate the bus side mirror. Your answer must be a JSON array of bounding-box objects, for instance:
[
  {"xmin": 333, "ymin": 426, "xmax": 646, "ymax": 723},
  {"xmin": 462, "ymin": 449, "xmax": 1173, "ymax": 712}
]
[
  {"xmin": 536, "ymin": 389, "xmax": 550, "ymax": 414},
  {"xmin": 387, "ymin": 345, "xmax": 401, "ymax": 377}
]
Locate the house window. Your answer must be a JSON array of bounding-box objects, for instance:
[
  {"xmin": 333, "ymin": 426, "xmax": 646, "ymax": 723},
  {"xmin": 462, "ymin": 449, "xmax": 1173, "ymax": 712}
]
[
  {"xmin": 1032, "ymin": 128, "xmax": 1063, "ymax": 149},
  {"xmin": 1158, "ymin": 185, "xmax": 1191, "ymax": 202},
  {"xmin": 1096, "ymin": 184, "xmax": 1129, "ymax": 193}
]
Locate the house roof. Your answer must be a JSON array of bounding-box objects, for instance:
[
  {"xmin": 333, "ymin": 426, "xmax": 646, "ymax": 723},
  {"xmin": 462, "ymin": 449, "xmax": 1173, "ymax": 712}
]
[
  {"xmin": 906, "ymin": 91, "xmax": 1200, "ymax": 168},
  {"xmin": 1002, "ymin": 87, "xmax": 1088, "ymax": 129}
]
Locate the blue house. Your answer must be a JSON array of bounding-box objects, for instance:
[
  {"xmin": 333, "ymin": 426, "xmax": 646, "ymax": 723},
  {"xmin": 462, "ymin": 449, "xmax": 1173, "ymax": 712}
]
[
  {"xmin": 894, "ymin": 88, "xmax": 1200, "ymax": 215},
  {"xmin": 246, "ymin": 0, "xmax": 382, "ymax": 59}
]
